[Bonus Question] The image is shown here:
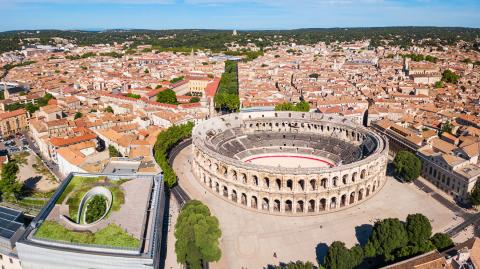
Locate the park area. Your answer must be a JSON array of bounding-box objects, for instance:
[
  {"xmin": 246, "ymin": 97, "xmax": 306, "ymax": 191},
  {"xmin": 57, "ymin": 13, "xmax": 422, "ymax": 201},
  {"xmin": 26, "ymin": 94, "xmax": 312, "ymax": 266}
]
[{"xmin": 32, "ymin": 175, "xmax": 151, "ymax": 249}]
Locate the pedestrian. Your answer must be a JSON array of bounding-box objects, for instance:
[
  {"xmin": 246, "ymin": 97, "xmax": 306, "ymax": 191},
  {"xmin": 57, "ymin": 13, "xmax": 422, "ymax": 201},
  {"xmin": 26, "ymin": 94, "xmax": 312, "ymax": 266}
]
[{"xmin": 273, "ymin": 252, "xmax": 277, "ymax": 258}]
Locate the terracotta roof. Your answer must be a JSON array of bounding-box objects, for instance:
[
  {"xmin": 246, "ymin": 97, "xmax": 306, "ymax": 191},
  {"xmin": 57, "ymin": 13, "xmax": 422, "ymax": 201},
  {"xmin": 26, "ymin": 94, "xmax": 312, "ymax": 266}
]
[
  {"xmin": 49, "ymin": 132, "xmax": 96, "ymax": 147},
  {"xmin": 205, "ymin": 78, "xmax": 220, "ymax": 98},
  {"xmin": 0, "ymin": 109, "xmax": 26, "ymax": 120}
]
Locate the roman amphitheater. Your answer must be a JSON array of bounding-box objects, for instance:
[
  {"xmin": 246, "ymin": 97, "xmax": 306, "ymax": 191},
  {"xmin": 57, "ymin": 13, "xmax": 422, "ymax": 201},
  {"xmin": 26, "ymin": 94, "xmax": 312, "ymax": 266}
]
[{"xmin": 191, "ymin": 111, "xmax": 389, "ymax": 215}]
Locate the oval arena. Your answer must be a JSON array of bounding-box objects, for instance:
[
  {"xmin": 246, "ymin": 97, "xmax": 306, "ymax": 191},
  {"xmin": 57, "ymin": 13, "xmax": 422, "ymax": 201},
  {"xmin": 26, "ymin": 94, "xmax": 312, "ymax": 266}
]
[{"xmin": 191, "ymin": 112, "xmax": 389, "ymax": 215}]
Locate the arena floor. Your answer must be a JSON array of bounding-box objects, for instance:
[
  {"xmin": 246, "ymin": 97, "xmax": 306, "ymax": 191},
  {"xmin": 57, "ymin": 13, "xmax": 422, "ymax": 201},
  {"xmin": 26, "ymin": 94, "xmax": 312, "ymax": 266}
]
[
  {"xmin": 170, "ymin": 145, "xmax": 462, "ymax": 269},
  {"xmin": 242, "ymin": 153, "xmax": 334, "ymax": 168}
]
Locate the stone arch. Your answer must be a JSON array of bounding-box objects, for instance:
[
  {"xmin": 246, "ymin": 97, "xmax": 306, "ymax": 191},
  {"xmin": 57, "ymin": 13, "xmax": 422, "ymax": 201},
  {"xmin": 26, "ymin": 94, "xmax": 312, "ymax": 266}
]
[
  {"xmin": 273, "ymin": 199, "xmax": 281, "ymax": 212},
  {"xmin": 330, "ymin": 197, "xmax": 337, "ymax": 209},
  {"xmin": 340, "ymin": 194, "xmax": 347, "ymax": 207},
  {"xmin": 285, "ymin": 200, "xmax": 293, "ymax": 213},
  {"xmin": 309, "ymin": 179, "xmax": 316, "ymax": 191},
  {"xmin": 241, "ymin": 173, "xmax": 247, "ymax": 184},
  {"xmin": 321, "ymin": 178, "xmax": 328, "ymax": 189},
  {"xmin": 320, "ymin": 198, "xmax": 326, "ymax": 211},
  {"xmin": 342, "ymin": 174, "xmax": 348, "ymax": 185},
  {"xmin": 360, "ymin": 169, "xmax": 366, "ymax": 180},
  {"xmin": 241, "ymin": 193, "xmax": 247, "ymax": 205},
  {"xmin": 231, "ymin": 189, "xmax": 238, "ymax": 202},
  {"xmin": 358, "ymin": 189, "xmax": 364, "ymax": 201},
  {"xmin": 221, "ymin": 166, "xmax": 227, "ymax": 177},
  {"xmin": 262, "ymin": 198, "xmax": 269, "ymax": 211},
  {"xmin": 264, "ymin": 177, "xmax": 270, "ymax": 189},
  {"xmin": 222, "ymin": 186, "xmax": 228, "ymax": 197},
  {"xmin": 308, "ymin": 199, "xmax": 315, "ymax": 212},
  {"xmin": 297, "ymin": 200, "xmax": 304, "ymax": 213},
  {"xmin": 252, "ymin": 175, "xmax": 259, "ymax": 186},
  {"xmin": 298, "ymin": 180, "xmax": 305, "ymax": 191},
  {"xmin": 352, "ymin": 172, "xmax": 357, "ymax": 182},
  {"xmin": 372, "ymin": 182, "xmax": 376, "ymax": 192},
  {"xmin": 275, "ymin": 178, "xmax": 282, "ymax": 190},
  {"xmin": 332, "ymin": 176, "xmax": 339, "ymax": 187},
  {"xmin": 251, "ymin": 196, "xmax": 258, "ymax": 209},
  {"xmin": 209, "ymin": 178, "xmax": 212, "ymax": 188},
  {"xmin": 232, "ymin": 170, "xmax": 238, "ymax": 181},
  {"xmin": 286, "ymin": 179, "xmax": 293, "ymax": 191},
  {"xmin": 349, "ymin": 191, "xmax": 355, "ymax": 204},
  {"xmin": 215, "ymin": 182, "xmax": 220, "ymax": 193},
  {"xmin": 366, "ymin": 186, "xmax": 371, "ymax": 197}
]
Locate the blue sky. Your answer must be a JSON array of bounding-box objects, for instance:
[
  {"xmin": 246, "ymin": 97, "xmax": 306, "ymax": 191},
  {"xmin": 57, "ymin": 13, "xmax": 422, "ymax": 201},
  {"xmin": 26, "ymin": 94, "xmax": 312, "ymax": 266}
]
[{"xmin": 0, "ymin": 0, "xmax": 479, "ymax": 31}]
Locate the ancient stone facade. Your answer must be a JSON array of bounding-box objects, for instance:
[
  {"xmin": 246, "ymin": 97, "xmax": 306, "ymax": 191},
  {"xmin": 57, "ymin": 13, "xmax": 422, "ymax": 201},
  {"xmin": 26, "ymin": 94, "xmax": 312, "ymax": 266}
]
[{"xmin": 192, "ymin": 112, "xmax": 389, "ymax": 215}]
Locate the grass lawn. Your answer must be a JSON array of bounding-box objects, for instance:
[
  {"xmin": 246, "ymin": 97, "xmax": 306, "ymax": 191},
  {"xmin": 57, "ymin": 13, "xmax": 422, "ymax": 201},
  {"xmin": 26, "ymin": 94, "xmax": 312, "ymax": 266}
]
[
  {"xmin": 35, "ymin": 221, "xmax": 140, "ymax": 248},
  {"xmin": 55, "ymin": 176, "xmax": 127, "ymax": 223}
]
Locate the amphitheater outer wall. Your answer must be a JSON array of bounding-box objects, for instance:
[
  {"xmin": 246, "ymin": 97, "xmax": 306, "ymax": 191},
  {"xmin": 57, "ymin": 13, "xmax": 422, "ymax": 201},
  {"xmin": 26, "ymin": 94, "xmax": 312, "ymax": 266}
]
[{"xmin": 191, "ymin": 112, "xmax": 389, "ymax": 216}]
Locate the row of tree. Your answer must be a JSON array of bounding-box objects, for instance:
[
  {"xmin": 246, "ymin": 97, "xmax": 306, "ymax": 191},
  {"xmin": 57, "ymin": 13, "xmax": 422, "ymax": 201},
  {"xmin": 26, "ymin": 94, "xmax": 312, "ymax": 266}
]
[
  {"xmin": 277, "ymin": 214, "xmax": 453, "ymax": 269},
  {"xmin": 214, "ymin": 60, "xmax": 240, "ymax": 112},
  {"xmin": 402, "ymin": 53, "xmax": 438, "ymax": 63},
  {"xmin": 175, "ymin": 200, "xmax": 222, "ymax": 269},
  {"xmin": 153, "ymin": 122, "xmax": 194, "ymax": 187},
  {"xmin": 5, "ymin": 93, "xmax": 54, "ymax": 114},
  {"xmin": 275, "ymin": 101, "xmax": 310, "ymax": 112}
]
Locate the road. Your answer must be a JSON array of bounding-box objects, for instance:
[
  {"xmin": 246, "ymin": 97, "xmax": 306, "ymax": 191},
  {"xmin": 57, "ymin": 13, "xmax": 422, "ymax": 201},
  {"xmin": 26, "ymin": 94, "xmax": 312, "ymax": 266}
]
[
  {"xmin": 167, "ymin": 139, "xmax": 193, "ymax": 207},
  {"xmin": 413, "ymin": 178, "xmax": 480, "ymax": 238},
  {"xmin": 22, "ymin": 132, "xmax": 63, "ymax": 181}
]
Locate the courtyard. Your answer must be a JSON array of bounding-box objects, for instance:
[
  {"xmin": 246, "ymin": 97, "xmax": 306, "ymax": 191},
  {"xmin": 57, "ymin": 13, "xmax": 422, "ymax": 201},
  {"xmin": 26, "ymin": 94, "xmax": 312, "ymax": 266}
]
[{"xmin": 171, "ymin": 145, "xmax": 463, "ymax": 269}]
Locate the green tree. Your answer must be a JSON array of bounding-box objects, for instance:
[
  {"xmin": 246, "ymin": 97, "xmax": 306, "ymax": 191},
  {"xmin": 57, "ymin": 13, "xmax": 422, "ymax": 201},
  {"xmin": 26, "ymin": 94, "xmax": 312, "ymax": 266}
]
[
  {"xmin": 153, "ymin": 122, "xmax": 194, "ymax": 187},
  {"xmin": 156, "ymin": 89, "xmax": 178, "ymax": 104},
  {"xmin": 324, "ymin": 241, "xmax": 363, "ymax": 269},
  {"xmin": 434, "ymin": 81, "xmax": 444, "ymax": 88},
  {"xmin": 274, "ymin": 261, "xmax": 315, "ymax": 269},
  {"xmin": 392, "ymin": 151, "xmax": 422, "ymax": 182},
  {"xmin": 430, "ymin": 233, "xmax": 453, "ymax": 251},
  {"xmin": 0, "ymin": 161, "xmax": 22, "ymax": 201},
  {"xmin": 74, "ymin": 112, "xmax": 83, "ymax": 119},
  {"xmin": 365, "ymin": 218, "xmax": 409, "ymax": 261},
  {"xmin": 105, "ymin": 106, "xmax": 114, "ymax": 113},
  {"xmin": 170, "ymin": 76, "xmax": 185, "ymax": 84},
  {"xmin": 470, "ymin": 180, "xmax": 480, "ymax": 206},
  {"xmin": 405, "ymin": 213, "xmax": 432, "ymax": 245},
  {"xmin": 108, "ymin": 145, "xmax": 122, "ymax": 158},
  {"xmin": 175, "ymin": 200, "xmax": 221, "ymax": 269},
  {"xmin": 190, "ymin": 97, "xmax": 200, "ymax": 103},
  {"xmin": 125, "ymin": 93, "xmax": 141, "ymax": 99},
  {"xmin": 295, "ymin": 101, "xmax": 310, "ymax": 112},
  {"xmin": 440, "ymin": 121, "xmax": 453, "ymax": 135},
  {"xmin": 85, "ymin": 195, "xmax": 107, "ymax": 223},
  {"xmin": 441, "ymin": 70, "xmax": 460, "ymax": 84}
]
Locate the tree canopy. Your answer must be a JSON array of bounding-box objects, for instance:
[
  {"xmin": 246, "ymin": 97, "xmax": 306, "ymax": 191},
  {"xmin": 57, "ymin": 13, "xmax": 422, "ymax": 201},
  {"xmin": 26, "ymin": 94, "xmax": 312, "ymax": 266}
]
[
  {"xmin": 214, "ymin": 61, "xmax": 240, "ymax": 112},
  {"xmin": 153, "ymin": 122, "xmax": 194, "ymax": 187},
  {"xmin": 393, "ymin": 151, "xmax": 422, "ymax": 182},
  {"xmin": 0, "ymin": 161, "xmax": 22, "ymax": 201},
  {"xmin": 405, "ymin": 213, "xmax": 432, "ymax": 245},
  {"xmin": 441, "ymin": 70, "xmax": 460, "ymax": 84},
  {"xmin": 108, "ymin": 145, "xmax": 122, "ymax": 158},
  {"xmin": 365, "ymin": 218, "xmax": 409, "ymax": 261},
  {"xmin": 469, "ymin": 180, "xmax": 480, "ymax": 206},
  {"xmin": 430, "ymin": 233, "xmax": 454, "ymax": 251},
  {"xmin": 175, "ymin": 200, "xmax": 221, "ymax": 269},
  {"xmin": 156, "ymin": 89, "xmax": 178, "ymax": 104},
  {"xmin": 274, "ymin": 261, "xmax": 315, "ymax": 269},
  {"xmin": 74, "ymin": 112, "xmax": 83, "ymax": 119},
  {"xmin": 324, "ymin": 241, "xmax": 363, "ymax": 269},
  {"xmin": 275, "ymin": 101, "xmax": 310, "ymax": 112}
]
